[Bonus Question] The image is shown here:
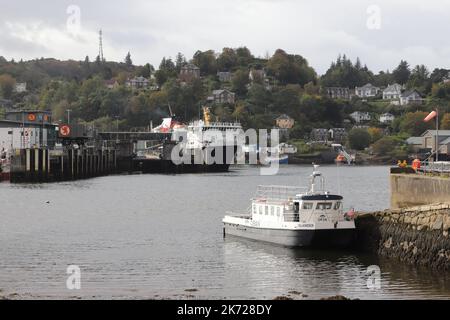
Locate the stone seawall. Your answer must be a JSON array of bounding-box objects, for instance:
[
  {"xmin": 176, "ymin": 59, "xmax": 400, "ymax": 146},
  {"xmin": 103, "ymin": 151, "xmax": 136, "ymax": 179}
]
[
  {"xmin": 391, "ymin": 173, "xmax": 450, "ymax": 209},
  {"xmin": 355, "ymin": 203, "xmax": 450, "ymax": 271}
]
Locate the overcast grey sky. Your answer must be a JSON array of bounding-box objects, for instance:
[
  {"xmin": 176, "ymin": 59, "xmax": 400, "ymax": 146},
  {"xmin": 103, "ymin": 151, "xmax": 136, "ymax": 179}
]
[{"xmin": 0, "ymin": 0, "xmax": 449, "ymax": 74}]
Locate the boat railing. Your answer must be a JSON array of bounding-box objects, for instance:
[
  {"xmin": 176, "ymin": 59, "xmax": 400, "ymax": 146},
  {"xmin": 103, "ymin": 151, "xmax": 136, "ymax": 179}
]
[
  {"xmin": 225, "ymin": 211, "xmax": 251, "ymax": 218},
  {"xmin": 254, "ymin": 185, "xmax": 307, "ymax": 201}
]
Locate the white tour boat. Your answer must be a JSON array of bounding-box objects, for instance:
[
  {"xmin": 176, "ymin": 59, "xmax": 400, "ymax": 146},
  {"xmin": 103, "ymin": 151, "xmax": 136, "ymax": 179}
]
[{"xmin": 222, "ymin": 165, "xmax": 356, "ymax": 247}]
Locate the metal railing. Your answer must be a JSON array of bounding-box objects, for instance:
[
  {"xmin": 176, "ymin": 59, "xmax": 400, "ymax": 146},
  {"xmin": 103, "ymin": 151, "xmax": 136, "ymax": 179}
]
[
  {"xmin": 254, "ymin": 185, "xmax": 307, "ymax": 201},
  {"xmin": 420, "ymin": 161, "xmax": 450, "ymax": 173}
]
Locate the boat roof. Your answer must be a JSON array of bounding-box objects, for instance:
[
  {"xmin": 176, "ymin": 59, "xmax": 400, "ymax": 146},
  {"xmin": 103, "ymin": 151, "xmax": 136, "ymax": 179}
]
[{"xmin": 298, "ymin": 194, "xmax": 343, "ymax": 201}]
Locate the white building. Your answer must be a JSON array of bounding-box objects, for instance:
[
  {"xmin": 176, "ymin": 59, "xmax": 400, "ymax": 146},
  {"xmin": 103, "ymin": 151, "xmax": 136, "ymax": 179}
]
[
  {"xmin": 14, "ymin": 82, "xmax": 27, "ymax": 93},
  {"xmin": 400, "ymin": 90, "xmax": 424, "ymax": 106},
  {"xmin": 379, "ymin": 113, "xmax": 395, "ymax": 124},
  {"xmin": 350, "ymin": 111, "xmax": 371, "ymax": 123},
  {"xmin": 355, "ymin": 83, "xmax": 380, "ymax": 98},
  {"xmin": 382, "ymin": 83, "xmax": 403, "ymax": 100}
]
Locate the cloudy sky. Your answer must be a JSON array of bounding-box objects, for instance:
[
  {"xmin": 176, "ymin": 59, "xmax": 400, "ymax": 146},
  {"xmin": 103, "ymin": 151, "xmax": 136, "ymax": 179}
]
[{"xmin": 0, "ymin": 0, "xmax": 449, "ymax": 74}]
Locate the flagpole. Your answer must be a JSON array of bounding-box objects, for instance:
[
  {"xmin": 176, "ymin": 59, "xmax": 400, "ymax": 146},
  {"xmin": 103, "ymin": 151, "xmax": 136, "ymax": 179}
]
[{"xmin": 436, "ymin": 108, "xmax": 439, "ymax": 162}]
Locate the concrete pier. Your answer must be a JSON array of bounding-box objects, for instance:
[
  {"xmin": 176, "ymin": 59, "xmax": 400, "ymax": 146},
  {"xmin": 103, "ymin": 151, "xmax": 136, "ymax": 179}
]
[{"xmin": 10, "ymin": 146, "xmax": 116, "ymax": 183}]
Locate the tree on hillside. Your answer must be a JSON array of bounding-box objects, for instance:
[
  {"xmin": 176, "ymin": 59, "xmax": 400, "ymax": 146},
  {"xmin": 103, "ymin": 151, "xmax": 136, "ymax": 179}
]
[
  {"xmin": 320, "ymin": 55, "xmax": 372, "ymax": 88},
  {"xmin": 407, "ymin": 65, "xmax": 431, "ymax": 94},
  {"xmin": 392, "ymin": 60, "xmax": 411, "ymax": 84},
  {"xmin": 267, "ymin": 49, "xmax": 316, "ymax": 86},
  {"xmin": 0, "ymin": 74, "xmax": 16, "ymax": 99},
  {"xmin": 175, "ymin": 52, "xmax": 186, "ymax": 72},
  {"xmin": 348, "ymin": 128, "xmax": 371, "ymax": 150},
  {"xmin": 217, "ymin": 48, "xmax": 238, "ymax": 71},
  {"xmin": 399, "ymin": 111, "xmax": 434, "ymax": 136},
  {"xmin": 441, "ymin": 113, "xmax": 450, "ymax": 130},
  {"xmin": 192, "ymin": 50, "xmax": 217, "ymax": 75},
  {"xmin": 125, "ymin": 52, "xmax": 133, "ymax": 67},
  {"xmin": 235, "ymin": 47, "xmax": 254, "ymax": 67},
  {"xmin": 231, "ymin": 69, "xmax": 250, "ymax": 96}
]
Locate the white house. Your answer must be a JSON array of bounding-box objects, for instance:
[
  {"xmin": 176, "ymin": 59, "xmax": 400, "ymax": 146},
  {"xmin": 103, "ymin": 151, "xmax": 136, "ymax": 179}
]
[
  {"xmin": 355, "ymin": 83, "xmax": 380, "ymax": 98},
  {"xmin": 350, "ymin": 111, "xmax": 371, "ymax": 123},
  {"xmin": 382, "ymin": 83, "xmax": 402, "ymax": 100},
  {"xmin": 126, "ymin": 76, "xmax": 149, "ymax": 89},
  {"xmin": 379, "ymin": 113, "xmax": 395, "ymax": 124},
  {"xmin": 400, "ymin": 90, "xmax": 424, "ymax": 106},
  {"xmin": 14, "ymin": 82, "xmax": 27, "ymax": 93}
]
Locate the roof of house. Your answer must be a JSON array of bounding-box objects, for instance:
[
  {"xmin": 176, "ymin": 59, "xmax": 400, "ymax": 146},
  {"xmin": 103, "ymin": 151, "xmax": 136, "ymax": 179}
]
[
  {"xmin": 421, "ymin": 130, "xmax": 450, "ymax": 137},
  {"xmin": 357, "ymin": 83, "xmax": 379, "ymax": 89},
  {"xmin": 212, "ymin": 89, "xmax": 234, "ymax": 95},
  {"xmin": 441, "ymin": 137, "xmax": 450, "ymax": 145},
  {"xmin": 182, "ymin": 63, "xmax": 200, "ymax": 70},
  {"xmin": 276, "ymin": 114, "xmax": 293, "ymax": 120},
  {"xmin": 383, "ymin": 83, "xmax": 402, "ymax": 92},
  {"xmin": 406, "ymin": 137, "xmax": 423, "ymax": 145},
  {"xmin": 401, "ymin": 89, "xmax": 422, "ymax": 98}
]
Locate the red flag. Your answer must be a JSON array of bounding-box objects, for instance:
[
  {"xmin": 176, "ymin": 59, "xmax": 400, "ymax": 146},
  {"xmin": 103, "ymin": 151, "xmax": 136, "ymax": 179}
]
[{"xmin": 424, "ymin": 110, "xmax": 437, "ymax": 122}]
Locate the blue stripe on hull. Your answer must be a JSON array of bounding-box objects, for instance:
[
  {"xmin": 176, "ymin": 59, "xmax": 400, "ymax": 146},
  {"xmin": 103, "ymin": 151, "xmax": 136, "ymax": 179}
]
[{"xmin": 224, "ymin": 223, "xmax": 355, "ymax": 248}]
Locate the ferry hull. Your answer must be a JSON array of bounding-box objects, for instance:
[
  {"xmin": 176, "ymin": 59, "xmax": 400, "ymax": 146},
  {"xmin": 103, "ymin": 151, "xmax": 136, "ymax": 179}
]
[{"xmin": 223, "ymin": 222, "xmax": 355, "ymax": 248}]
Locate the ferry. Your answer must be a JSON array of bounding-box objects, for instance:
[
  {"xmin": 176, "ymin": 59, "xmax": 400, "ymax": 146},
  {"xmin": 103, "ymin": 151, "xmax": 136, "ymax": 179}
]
[{"xmin": 222, "ymin": 165, "xmax": 356, "ymax": 247}]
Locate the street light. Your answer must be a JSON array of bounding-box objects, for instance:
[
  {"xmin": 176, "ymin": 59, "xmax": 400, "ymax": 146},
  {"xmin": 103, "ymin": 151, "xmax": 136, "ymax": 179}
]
[{"xmin": 66, "ymin": 109, "xmax": 72, "ymax": 124}]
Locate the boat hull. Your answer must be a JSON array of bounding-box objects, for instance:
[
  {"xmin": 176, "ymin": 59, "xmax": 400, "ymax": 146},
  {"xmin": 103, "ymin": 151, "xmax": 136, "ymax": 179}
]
[{"xmin": 223, "ymin": 222, "xmax": 355, "ymax": 248}]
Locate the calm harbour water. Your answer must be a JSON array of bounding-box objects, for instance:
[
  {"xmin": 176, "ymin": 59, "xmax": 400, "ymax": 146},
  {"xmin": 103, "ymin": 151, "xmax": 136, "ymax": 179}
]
[{"xmin": 0, "ymin": 165, "xmax": 449, "ymax": 300}]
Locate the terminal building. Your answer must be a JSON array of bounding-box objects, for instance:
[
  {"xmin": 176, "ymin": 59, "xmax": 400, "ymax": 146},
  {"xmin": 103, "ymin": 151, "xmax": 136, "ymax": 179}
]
[{"xmin": 0, "ymin": 110, "xmax": 57, "ymax": 151}]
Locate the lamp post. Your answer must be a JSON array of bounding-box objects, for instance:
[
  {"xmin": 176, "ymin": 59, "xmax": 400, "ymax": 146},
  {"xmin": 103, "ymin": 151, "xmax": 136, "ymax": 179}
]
[{"xmin": 66, "ymin": 109, "xmax": 72, "ymax": 124}]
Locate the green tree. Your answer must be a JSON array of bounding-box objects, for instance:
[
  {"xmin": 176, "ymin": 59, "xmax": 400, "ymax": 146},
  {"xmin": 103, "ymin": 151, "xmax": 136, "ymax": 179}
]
[
  {"xmin": 0, "ymin": 74, "xmax": 16, "ymax": 99},
  {"xmin": 192, "ymin": 50, "xmax": 217, "ymax": 75},
  {"xmin": 392, "ymin": 60, "xmax": 411, "ymax": 85},
  {"xmin": 231, "ymin": 69, "xmax": 250, "ymax": 96},
  {"xmin": 348, "ymin": 128, "xmax": 371, "ymax": 150},
  {"xmin": 399, "ymin": 111, "xmax": 434, "ymax": 136},
  {"xmin": 267, "ymin": 49, "xmax": 316, "ymax": 86},
  {"xmin": 217, "ymin": 48, "xmax": 238, "ymax": 71},
  {"xmin": 125, "ymin": 51, "xmax": 133, "ymax": 67}
]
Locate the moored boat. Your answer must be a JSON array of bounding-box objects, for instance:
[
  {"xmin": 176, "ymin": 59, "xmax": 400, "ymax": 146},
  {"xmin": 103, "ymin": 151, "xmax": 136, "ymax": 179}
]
[{"xmin": 222, "ymin": 165, "xmax": 356, "ymax": 247}]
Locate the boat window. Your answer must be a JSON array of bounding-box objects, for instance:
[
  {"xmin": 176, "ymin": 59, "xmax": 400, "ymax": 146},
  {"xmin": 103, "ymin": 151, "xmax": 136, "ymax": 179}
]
[
  {"xmin": 334, "ymin": 202, "xmax": 342, "ymax": 210},
  {"xmin": 265, "ymin": 206, "xmax": 269, "ymax": 215},
  {"xmin": 270, "ymin": 206, "xmax": 274, "ymax": 216},
  {"xmin": 294, "ymin": 202, "xmax": 299, "ymax": 213},
  {"xmin": 302, "ymin": 202, "xmax": 313, "ymax": 210},
  {"xmin": 258, "ymin": 206, "xmax": 262, "ymax": 215},
  {"xmin": 276, "ymin": 207, "xmax": 280, "ymax": 216},
  {"xmin": 317, "ymin": 202, "xmax": 332, "ymax": 210},
  {"xmin": 252, "ymin": 205, "xmax": 256, "ymax": 214}
]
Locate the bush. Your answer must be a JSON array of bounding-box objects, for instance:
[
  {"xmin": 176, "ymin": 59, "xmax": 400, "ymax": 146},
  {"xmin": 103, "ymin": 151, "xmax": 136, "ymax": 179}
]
[{"xmin": 348, "ymin": 128, "xmax": 371, "ymax": 150}]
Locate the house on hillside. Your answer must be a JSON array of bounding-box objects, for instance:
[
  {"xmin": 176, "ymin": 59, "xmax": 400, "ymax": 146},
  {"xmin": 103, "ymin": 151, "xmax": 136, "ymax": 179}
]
[
  {"xmin": 275, "ymin": 114, "xmax": 295, "ymax": 129},
  {"xmin": 14, "ymin": 82, "xmax": 27, "ymax": 93},
  {"xmin": 325, "ymin": 87, "xmax": 351, "ymax": 99},
  {"xmin": 406, "ymin": 136, "xmax": 423, "ymax": 152},
  {"xmin": 207, "ymin": 89, "xmax": 235, "ymax": 105},
  {"xmin": 104, "ymin": 79, "xmax": 120, "ymax": 89},
  {"xmin": 400, "ymin": 89, "xmax": 424, "ymax": 106},
  {"xmin": 350, "ymin": 111, "xmax": 371, "ymax": 123},
  {"xmin": 382, "ymin": 83, "xmax": 403, "ymax": 100},
  {"xmin": 379, "ymin": 113, "xmax": 395, "ymax": 124},
  {"xmin": 355, "ymin": 83, "xmax": 380, "ymax": 98},
  {"xmin": 179, "ymin": 63, "xmax": 200, "ymax": 82},
  {"xmin": 126, "ymin": 76, "xmax": 149, "ymax": 89},
  {"xmin": 217, "ymin": 71, "xmax": 232, "ymax": 82}
]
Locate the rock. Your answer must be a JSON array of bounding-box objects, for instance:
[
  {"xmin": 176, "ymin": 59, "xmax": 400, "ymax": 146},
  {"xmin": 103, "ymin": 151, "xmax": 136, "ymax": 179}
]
[
  {"xmin": 321, "ymin": 295, "xmax": 351, "ymax": 300},
  {"xmin": 273, "ymin": 296, "xmax": 293, "ymax": 300},
  {"xmin": 433, "ymin": 216, "xmax": 444, "ymax": 230}
]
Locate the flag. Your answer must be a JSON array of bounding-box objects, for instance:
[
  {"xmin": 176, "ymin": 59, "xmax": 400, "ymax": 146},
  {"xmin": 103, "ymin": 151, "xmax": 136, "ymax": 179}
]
[{"xmin": 424, "ymin": 110, "xmax": 437, "ymax": 122}]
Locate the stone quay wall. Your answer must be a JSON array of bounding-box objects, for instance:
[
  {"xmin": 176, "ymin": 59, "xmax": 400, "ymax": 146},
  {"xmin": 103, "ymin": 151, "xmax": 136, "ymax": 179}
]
[
  {"xmin": 355, "ymin": 203, "xmax": 450, "ymax": 271},
  {"xmin": 391, "ymin": 173, "xmax": 450, "ymax": 209}
]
